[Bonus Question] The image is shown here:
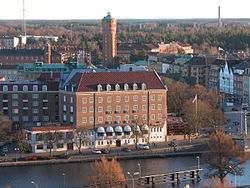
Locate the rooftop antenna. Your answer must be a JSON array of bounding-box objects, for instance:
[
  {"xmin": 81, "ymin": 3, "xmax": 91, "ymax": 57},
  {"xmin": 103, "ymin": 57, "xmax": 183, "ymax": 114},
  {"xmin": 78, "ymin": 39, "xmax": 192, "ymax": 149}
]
[
  {"xmin": 22, "ymin": 0, "xmax": 26, "ymax": 36},
  {"xmin": 218, "ymin": 6, "xmax": 222, "ymax": 27}
]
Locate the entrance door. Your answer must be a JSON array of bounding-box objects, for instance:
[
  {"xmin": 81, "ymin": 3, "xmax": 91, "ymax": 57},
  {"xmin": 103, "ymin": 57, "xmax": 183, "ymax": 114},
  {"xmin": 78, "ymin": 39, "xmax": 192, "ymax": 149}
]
[
  {"xmin": 116, "ymin": 139, "xmax": 121, "ymax": 147},
  {"xmin": 67, "ymin": 143, "xmax": 73, "ymax": 150}
]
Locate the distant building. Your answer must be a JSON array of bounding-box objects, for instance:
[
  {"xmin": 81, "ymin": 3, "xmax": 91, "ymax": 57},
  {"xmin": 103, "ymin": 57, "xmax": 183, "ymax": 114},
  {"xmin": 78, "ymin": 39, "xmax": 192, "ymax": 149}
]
[
  {"xmin": 0, "ymin": 44, "xmax": 62, "ymax": 65},
  {"xmin": 167, "ymin": 116, "xmax": 184, "ymax": 135},
  {"xmin": 119, "ymin": 64, "xmax": 148, "ymax": 72},
  {"xmin": 219, "ymin": 61, "xmax": 234, "ymax": 95},
  {"xmin": 0, "ymin": 36, "xmax": 20, "ymax": 49},
  {"xmin": 102, "ymin": 12, "xmax": 117, "ymax": 64}
]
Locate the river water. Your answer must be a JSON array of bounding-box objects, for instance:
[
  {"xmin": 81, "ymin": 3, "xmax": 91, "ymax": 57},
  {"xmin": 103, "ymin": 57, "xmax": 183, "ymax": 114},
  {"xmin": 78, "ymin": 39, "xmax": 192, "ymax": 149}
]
[{"xmin": 0, "ymin": 156, "xmax": 250, "ymax": 188}]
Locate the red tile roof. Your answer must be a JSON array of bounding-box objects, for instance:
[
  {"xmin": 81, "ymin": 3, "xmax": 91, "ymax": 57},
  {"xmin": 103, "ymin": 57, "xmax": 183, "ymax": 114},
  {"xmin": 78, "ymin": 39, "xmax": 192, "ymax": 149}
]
[{"xmin": 67, "ymin": 71, "xmax": 166, "ymax": 92}]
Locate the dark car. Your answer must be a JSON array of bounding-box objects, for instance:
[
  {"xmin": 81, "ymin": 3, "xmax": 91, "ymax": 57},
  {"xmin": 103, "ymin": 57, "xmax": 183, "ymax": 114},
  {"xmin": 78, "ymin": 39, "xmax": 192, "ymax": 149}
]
[
  {"xmin": 122, "ymin": 147, "xmax": 131, "ymax": 152},
  {"xmin": 232, "ymin": 108, "xmax": 238, "ymax": 111},
  {"xmin": 101, "ymin": 149, "xmax": 110, "ymax": 154}
]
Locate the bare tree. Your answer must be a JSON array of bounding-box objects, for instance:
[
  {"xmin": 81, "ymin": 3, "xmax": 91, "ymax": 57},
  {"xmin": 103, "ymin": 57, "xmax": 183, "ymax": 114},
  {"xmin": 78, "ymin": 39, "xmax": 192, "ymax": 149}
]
[
  {"xmin": 15, "ymin": 130, "xmax": 30, "ymax": 158},
  {"xmin": 90, "ymin": 156, "xmax": 126, "ymax": 188},
  {"xmin": 202, "ymin": 177, "xmax": 233, "ymax": 188},
  {"xmin": 44, "ymin": 129, "xmax": 63, "ymax": 157},
  {"xmin": 0, "ymin": 114, "xmax": 12, "ymax": 145},
  {"xmin": 73, "ymin": 126, "xmax": 92, "ymax": 154},
  {"xmin": 204, "ymin": 131, "xmax": 248, "ymax": 184}
]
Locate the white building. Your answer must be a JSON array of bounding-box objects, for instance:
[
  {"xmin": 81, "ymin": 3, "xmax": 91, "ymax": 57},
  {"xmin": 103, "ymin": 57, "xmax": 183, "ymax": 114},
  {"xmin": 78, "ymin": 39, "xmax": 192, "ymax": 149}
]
[
  {"xmin": 23, "ymin": 123, "xmax": 167, "ymax": 153},
  {"xmin": 0, "ymin": 36, "xmax": 20, "ymax": 48},
  {"xmin": 119, "ymin": 64, "xmax": 148, "ymax": 72},
  {"xmin": 219, "ymin": 61, "xmax": 234, "ymax": 95}
]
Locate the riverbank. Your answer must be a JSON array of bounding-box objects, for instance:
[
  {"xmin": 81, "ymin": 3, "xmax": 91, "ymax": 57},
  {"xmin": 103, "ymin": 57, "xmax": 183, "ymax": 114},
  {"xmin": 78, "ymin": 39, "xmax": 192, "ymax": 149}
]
[{"xmin": 0, "ymin": 144, "xmax": 207, "ymax": 167}]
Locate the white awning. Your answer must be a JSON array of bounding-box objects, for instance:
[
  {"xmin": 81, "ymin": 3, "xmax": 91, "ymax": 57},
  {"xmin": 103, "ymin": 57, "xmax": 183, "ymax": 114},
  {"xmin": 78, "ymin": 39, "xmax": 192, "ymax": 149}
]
[
  {"xmin": 106, "ymin": 126, "xmax": 114, "ymax": 133},
  {"xmin": 124, "ymin": 125, "xmax": 132, "ymax": 132},
  {"xmin": 141, "ymin": 124, "xmax": 149, "ymax": 131},
  {"xmin": 97, "ymin": 127, "xmax": 105, "ymax": 133},
  {"xmin": 115, "ymin": 126, "xmax": 123, "ymax": 132}
]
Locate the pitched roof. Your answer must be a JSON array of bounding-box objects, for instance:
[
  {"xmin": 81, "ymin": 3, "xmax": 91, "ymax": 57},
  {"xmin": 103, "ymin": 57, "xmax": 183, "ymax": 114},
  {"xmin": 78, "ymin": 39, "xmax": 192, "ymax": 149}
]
[
  {"xmin": 0, "ymin": 49, "xmax": 60, "ymax": 56},
  {"xmin": 185, "ymin": 56, "xmax": 206, "ymax": 66},
  {"xmin": 117, "ymin": 43, "xmax": 158, "ymax": 52},
  {"xmin": 65, "ymin": 71, "xmax": 166, "ymax": 92}
]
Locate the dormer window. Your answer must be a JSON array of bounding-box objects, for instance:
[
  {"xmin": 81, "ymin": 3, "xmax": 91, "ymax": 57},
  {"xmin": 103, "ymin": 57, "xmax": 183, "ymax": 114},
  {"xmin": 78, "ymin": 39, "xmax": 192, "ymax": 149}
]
[
  {"xmin": 115, "ymin": 84, "xmax": 120, "ymax": 91},
  {"xmin": 124, "ymin": 83, "xmax": 129, "ymax": 91},
  {"xmin": 142, "ymin": 83, "xmax": 147, "ymax": 90},
  {"xmin": 3, "ymin": 85, "xmax": 8, "ymax": 92},
  {"xmin": 13, "ymin": 85, "xmax": 18, "ymax": 92},
  {"xmin": 133, "ymin": 83, "xmax": 138, "ymax": 90},
  {"xmin": 23, "ymin": 85, "xmax": 28, "ymax": 91},
  {"xmin": 97, "ymin": 84, "xmax": 102, "ymax": 92},
  {"xmin": 72, "ymin": 86, "xmax": 75, "ymax": 92},
  {"xmin": 42, "ymin": 85, "xmax": 47, "ymax": 91},
  {"xmin": 106, "ymin": 84, "xmax": 111, "ymax": 91},
  {"xmin": 33, "ymin": 85, "xmax": 38, "ymax": 91}
]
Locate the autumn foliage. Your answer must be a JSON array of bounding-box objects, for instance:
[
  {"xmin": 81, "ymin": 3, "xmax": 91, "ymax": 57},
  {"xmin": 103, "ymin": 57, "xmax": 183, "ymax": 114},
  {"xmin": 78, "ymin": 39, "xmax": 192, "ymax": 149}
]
[{"xmin": 90, "ymin": 156, "xmax": 126, "ymax": 188}]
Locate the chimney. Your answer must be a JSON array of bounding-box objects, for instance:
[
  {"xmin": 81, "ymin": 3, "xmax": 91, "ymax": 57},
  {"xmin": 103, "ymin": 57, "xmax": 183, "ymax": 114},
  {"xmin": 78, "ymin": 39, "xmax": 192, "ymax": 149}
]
[{"xmin": 45, "ymin": 43, "xmax": 51, "ymax": 64}]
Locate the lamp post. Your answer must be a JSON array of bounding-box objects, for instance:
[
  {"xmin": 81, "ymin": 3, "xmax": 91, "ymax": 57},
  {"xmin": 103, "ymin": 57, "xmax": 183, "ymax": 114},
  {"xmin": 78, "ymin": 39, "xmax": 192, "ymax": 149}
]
[
  {"xmin": 30, "ymin": 181, "xmax": 39, "ymax": 188},
  {"xmin": 127, "ymin": 172, "xmax": 134, "ymax": 188},
  {"xmin": 14, "ymin": 147, "xmax": 19, "ymax": 162},
  {"xmin": 62, "ymin": 173, "xmax": 66, "ymax": 188},
  {"xmin": 197, "ymin": 156, "xmax": 200, "ymax": 170},
  {"xmin": 138, "ymin": 163, "xmax": 141, "ymax": 177},
  {"xmin": 229, "ymin": 166, "xmax": 236, "ymax": 188}
]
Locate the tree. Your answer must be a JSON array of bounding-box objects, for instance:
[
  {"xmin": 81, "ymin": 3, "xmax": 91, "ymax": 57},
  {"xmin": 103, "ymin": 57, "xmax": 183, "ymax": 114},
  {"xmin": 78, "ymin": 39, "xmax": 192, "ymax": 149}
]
[
  {"xmin": 44, "ymin": 130, "xmax": 63, "ymax": 157},
  {"xmin": 15, "ymin": 130, "xmax": 30, "ymax": 158},
  {"xmin": 0, "ymin": 114, "xmax": 12, "ymax": 145},
  {"xmin": 202, "ymin": 177, "xmax": 233, "ymax": 188},
  {"xmin": 90, "ymin": 156, "xmax": 126, "ymax": 188},
  {"xmin": 73, "ymin": 126, "xmax": 92, "ymax": 154},
  {"xmin": 204, "ymin": 131, "xmax": 247, "ymax": 184}
]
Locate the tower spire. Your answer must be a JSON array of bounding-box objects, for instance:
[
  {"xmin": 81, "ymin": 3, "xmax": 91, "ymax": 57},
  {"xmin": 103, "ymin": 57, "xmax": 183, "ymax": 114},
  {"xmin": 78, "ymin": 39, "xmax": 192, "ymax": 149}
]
[{"xmin": 22, "ymin": 0, "xmax": 26, "ymax": 36}]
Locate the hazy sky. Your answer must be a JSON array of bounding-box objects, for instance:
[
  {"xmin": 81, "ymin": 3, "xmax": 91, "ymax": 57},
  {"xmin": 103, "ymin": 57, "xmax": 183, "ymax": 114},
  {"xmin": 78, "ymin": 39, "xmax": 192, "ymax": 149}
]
[{"xmin": 0, "ymin": 0, "xmax": 249, "ymax": 20}]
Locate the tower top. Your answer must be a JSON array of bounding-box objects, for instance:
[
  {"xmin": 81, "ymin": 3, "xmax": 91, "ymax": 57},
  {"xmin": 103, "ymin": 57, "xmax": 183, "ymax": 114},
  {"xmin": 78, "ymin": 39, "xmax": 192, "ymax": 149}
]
[{"xmin": 103, "ymin": 12, "xmax": 114, "ymax": 20}]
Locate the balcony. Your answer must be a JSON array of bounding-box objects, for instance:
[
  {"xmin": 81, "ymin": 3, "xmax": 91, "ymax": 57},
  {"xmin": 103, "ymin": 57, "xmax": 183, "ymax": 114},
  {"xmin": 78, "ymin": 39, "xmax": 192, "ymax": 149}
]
[
  {"xmin": 23, "ymin": 107, "xmax": 28, "ymax": 110},
  {"xmin": 2, "ymin": 99, "xmax": 8, "ymax": 102},
  {"xmin": 43, "ymin": 107, "xmax": 48, "ymax": 110},
  {"xmin": 114, "ymin": 111, "xmax": 120, "ymax": 114},
  {"xmin": 3, "ymin": 107, "xmax": 8, "ymax": 110},
  {"xmin": 123, "ymin": 110, "xmax": 129, "ymax": 114},
  {"xmin": 42, "ymin": 99, "xmax": 48, "ymax": 102},
  {"xmin": 106, "ymin": 111, "xmax": 112, "ymax": 114},
  {"xmin": 132, "ymin": 110, "xmax": 138, "ymax": 113},
  {"xmin": 22, "ymin": 99, "xmax": 28, "ymax": 102}
]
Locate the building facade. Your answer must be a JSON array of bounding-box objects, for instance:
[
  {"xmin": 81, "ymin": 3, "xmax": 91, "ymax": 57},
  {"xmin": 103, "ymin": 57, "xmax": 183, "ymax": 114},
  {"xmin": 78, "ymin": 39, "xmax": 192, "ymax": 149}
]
[
  {"xmin": 102, "ymin": 12, "xmax": 117, "ymax": 64},
  {"xmin": 0, "ymin": 36, "xmax": 20, "ymax": 48}
]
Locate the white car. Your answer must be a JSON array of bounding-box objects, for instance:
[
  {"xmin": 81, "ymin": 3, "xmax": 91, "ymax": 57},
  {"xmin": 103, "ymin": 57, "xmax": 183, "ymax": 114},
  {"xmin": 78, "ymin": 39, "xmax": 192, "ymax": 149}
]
[
  {"xmin": 92, "ymin": 149, "xmax": 102, "ymax": 154},
  {"xmin": 138, "ymin": 144, "xmax": 150, "ymax": 150}
]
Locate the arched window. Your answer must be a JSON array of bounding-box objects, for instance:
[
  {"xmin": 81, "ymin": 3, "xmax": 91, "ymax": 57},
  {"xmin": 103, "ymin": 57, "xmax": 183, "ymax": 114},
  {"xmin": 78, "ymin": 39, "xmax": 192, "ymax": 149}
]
[
  {"xmin": 42, "ymin": 85, "xmax": 47, "ymax": 91},
  {"xmin": 106, "ymin": 84, "xmax": 111, "ymax": 91},
  {"xmin": 124, "ymin": 83, "xmax": 129, "ymax": 91},
  {"xmin": 133, "ymin": 83, "xmax": 138, "ymax": 90},
  {"xmin": 97, "ymin": 84, "xmax": 102, "ymax": 92},
  {"xmin": 142, "ymin": 83, "xmax": 147, "ymax": 90},
  {"xmin": 33, "ymin": 85, "xmax": 38, "ymax": 91},
  {"xmin": 13, "ymin": 85, "xmax": 18, "ymax": 91},
  {"xmin": 3, "ymin": 85, "xmax": 8, "ymax": 92},
  {"xmin": 23, "ymin": 85, "xmax": 28, "ymax": 91},
  {"xmin": 115, "ymin": 84, "xmax": 120, "ymax": 91}
]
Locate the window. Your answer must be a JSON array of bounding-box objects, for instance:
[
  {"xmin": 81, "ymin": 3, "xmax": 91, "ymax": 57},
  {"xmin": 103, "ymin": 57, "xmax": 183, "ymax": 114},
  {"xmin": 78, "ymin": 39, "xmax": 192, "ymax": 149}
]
[
  {"xmin": 82, "ymin": 117, "xmax": 87, "ymax": 123},
  {"xmin": 151, "ymin": 95, "xmax": 155, "ymax": 101},
  {"xmin": 158, "ymin": 95, "xmax": 162, "ymax": 101},
  {"xmin": 43, "ymin": 116, "xmax": 49, "ymax": 121},
  {"xmin": 98, "ymin": 97, "xmax": 103, "ymax": 103},
  {"xmin": 142, "ymin": 95, "xmax": 147, "ymax": 101},
  {"xmin": 107, "ymin": 116, "xmax": 112, "ymax": 121},
  {"xmin": 13, "ymin": 85, "xmax": 18, "ymax": 91},
  {"xmin": 63, "ymin": 115, "xmax": 67, "ymax": 121},
  {"xmin": 158, "ymin": 104, "xmax": 162, "ymax": 110},
  {"xmin": 89, "ymin": 107, "xmax": 94, "ymax": 112},
  {"xmin": 70, "ymin": 106, "xmax": 74, "ymax": 113},
  {"xmin": 158, "ymin": 113, "xmax": 162, "ymax": 119},
  {"xmin": 32, "ymin": 94, "xmax": 39, "ymax": 99},
  {"xmin": 12, "ymin": 116, "xmax": 19, "ymax": 121},
  {"xmin": 42, "ymin": 85, "xmax": 47, "ymax": 91},
  {"xmin": 32, "ymin": 116, "xmax": 39, "ymax": 121},
  {"xmin": 23, "ymin": 116, "xmax": 29, "ymax": 121},
  {"xmin": 32, "ymin": 101, "xmax": 39, "ymax": 106},
  {"xmin": 116, "ymin": 96, "xmax": 121, "ymax": 102},
  {"xmin": 115, "ymin": 106, "xmax": 121, "ymax": 112},
  {"xmin": 125, "ymin": 105, "xmax": 129, "ymax": 111},
  {"xmin": 125, "ymin": 115, "xmax": 129, "ymax": 121},
  {"xmin": 89, "ymin": 117, "xmax": 94, "ymax": 123},
  {"xmin": 98, "ymin": 106, "xmax": 103, "ymax": 112},
  {"xmin": 63, "ymin": 105, "xmax": 66, "ymax": 112},
  {"xmin": 82, "ymin": 107, "xmax": 87, "ymax": 113},
  {"xmin": 151, "ymin": 104, "xmax": 155, "ymax": 110},
  {"xmin": 33, "ymin": 85, "xmax": 38, "ymax": 91},
  {"xmin": 57, "ymin": 144, "xmax": 64, "ymax": 148},
  {"xmin": 36, "ymin": 144, "xmax": 43, "ymax": 150},
  {"xmin": 116, "ymin": 116, "xmax": 121, "ymax": 121},
  {"xmin": 89, "ymin": 97, "xmax": 94, "ymax": 103},
  {"xmin": 133, "ymin": 95, "xmax": 138, "ymax": 101},
  {"xmin": 133, "ymin": 105, "xmax": 138, "ymax": 110},
  {"xmin": 12, "ymin": 94, "xmax": 18, "ymax": 99},
  {"xmin": 98, "ymin": 116, "xmax": 103, "ymax": 123},
  {"xmin": 142, "ymin": 114, "xmax": 147, "ymax": 120},
  {"xmin": 151, "ymin": 114, "xmax": 155, "ymax": 120},
  {"xmin": 12, "ymin": 101, "xmax": 18, "ymax": 106},
  {"xmin": 142, "ymin": 105, "xmax": 146, "ymax": 111},
  {"xmin": 3, "ymin": 85, "xmax": 8, "ymax": 92},
  {"xmin": 107, "ymin": 96, "xmax": 112, "ymax": 103},
  {"xmin": 70, "ymin": 97, "xmax": 73, "ymax": 103},
  {"xmin": 125, "ymin": 96, "xmax": 129, "ymax": 102},
  {"xmin": 82, "ymin": 97, "xmax": 87, "ymax": 104},
  {"xmin": 63, "ymin": 96, "xmax": 66, "ymax": 102},
  {"xmin": 32, "ymin": 109, "xmax": 39, "ymax": 114},
  {"xmin": 70, "ymin": 116, "xmax": 73, "ymax": 122},
  {"xmin": 12, "ymin": 109, "xmax": 19, "ymax": 114}
]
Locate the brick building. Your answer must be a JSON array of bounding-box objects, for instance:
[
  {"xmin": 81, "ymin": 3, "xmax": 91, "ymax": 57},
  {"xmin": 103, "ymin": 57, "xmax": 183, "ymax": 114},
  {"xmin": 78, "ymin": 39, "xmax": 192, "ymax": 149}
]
[
  {"xmin": 0, "ymin": 74, "xmax": 60, "ymax": 128},
  {"xmin": 0, "ymin": 44, "xmax": 62, "ymax": 65}
]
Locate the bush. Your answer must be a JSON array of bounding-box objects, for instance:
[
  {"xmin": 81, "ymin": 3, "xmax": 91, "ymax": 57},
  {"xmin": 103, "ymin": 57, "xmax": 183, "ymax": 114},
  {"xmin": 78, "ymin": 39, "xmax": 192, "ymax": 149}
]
[{"xmin": 25, "ymin": 155, "xmax": 53, "ymax": 161}]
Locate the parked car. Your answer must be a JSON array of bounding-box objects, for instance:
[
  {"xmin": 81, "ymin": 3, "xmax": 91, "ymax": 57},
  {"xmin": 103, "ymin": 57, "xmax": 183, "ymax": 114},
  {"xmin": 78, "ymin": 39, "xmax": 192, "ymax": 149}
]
[
  {"xmin": 138, "ymin": 144, "xmax": 150, "ymax": 150},
  {"xmin": 168, "ymin": 141, "xmax": 177, "ymax": 147},
  {"xmin": 92, "ymin": 149, "xmax": 102, "ymax": 154},
  {"xmin": 2, "ymin": 146, "xmax": 8, "ymax": 153},
  {"xmin": 122, "ymin": 147, "xmax": 131, "ymax": 152},
  {"xmin": 101, "ymin": 149, "xmax": 110, "ymax": 154},
  {"xmin": 232, "ymin": 108, "xmax": 238, "ymax": 111}
]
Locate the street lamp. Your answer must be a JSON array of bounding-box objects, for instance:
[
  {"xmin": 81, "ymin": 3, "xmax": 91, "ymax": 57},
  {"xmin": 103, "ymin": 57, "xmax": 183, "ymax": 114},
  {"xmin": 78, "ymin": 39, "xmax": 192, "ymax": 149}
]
[
  {"xmin": 62, "ymin": 173, "xmax": 66, "ymax": 188},
  {"xmin": 30, "ymin": 181, "xmax": 39, "ymax": 188},
  {"xmin": 197, "ymin": 156, "xmax": 200, "ymax": 170},
  {"xmin": 138, "ymin": 163, "xmax": 141, "ymax": 177},
  {"xmin": 14, "ymin": 147, "xmax": 19, "ymax": 162},
  {"xmin": 229, "ymin": 166, "xmax": 236, "ymax": 188},
  {"xmin": 127, "ymin": 172, "xmax": 134, "ymax": 188}
]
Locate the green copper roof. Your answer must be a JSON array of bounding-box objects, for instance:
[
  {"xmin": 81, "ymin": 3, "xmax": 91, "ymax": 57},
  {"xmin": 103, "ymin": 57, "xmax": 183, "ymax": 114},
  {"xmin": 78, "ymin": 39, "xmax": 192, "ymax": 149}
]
[{"xmin": 103, "ymin": 12, "xmax": 114, "ymax": 20}]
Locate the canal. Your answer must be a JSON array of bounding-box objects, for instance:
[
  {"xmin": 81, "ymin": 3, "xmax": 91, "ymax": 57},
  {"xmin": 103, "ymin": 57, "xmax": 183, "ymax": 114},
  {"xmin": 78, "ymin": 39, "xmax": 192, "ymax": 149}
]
[{"xmin": 1, "ymin": 156, "xmax": 250, "ymax": 188}]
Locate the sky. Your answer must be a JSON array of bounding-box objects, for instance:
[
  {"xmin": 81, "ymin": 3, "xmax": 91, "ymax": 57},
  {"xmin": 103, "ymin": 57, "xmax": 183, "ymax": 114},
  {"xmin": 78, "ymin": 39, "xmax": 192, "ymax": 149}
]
[{"xmin": 0, "ymin": 0, "xmax": 250, "ymax": 20}]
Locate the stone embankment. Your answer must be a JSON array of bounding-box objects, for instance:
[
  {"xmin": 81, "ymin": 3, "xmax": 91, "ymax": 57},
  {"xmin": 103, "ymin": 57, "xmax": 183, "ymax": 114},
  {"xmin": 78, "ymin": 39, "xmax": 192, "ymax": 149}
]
[{"xmin": 0, "ymin": 144, "xmax": 207, "ymax": 167}]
